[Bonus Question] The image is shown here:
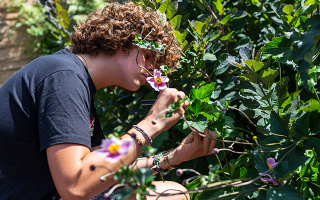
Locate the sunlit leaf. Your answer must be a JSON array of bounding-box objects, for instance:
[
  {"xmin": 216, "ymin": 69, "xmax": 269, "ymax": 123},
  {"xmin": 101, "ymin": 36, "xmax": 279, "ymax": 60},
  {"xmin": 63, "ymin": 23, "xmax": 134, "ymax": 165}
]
[
  {"xmin": 259, "ymin": 69, "xmax": 279, "ymax": 85},
  {"xmin": 244, "ymin": 60, "xmax": 264, "ymax": 72},
  {"xmin": 158, "ymin": 0, "xmax": 170, "ymax": 13},
  {"xmin": 170, "ymin": 15, "xmax": 182, "ymax": 30},
  {"xmin": 220, "ymin": 14, "xmax": 232, "ymax": 25},
  {"xmin": 212, "ymin": 0, "xmax": 223, "ymax": 12},
  {"xmin": 283, "ymin": 5, "xmax": 294, "ymax": 15},
  {"xmin": 166, "ymin": 1, "xmax": 178, "ymax": 20},
  {"xmin": 220, "ymin": 31, "xmax": 234, "ymax": 41}
]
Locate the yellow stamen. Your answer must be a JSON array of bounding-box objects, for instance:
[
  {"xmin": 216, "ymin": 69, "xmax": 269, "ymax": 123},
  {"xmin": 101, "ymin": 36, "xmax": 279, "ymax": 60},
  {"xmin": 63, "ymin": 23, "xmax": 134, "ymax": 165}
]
[
  {"xmin": 155, "ymin": 77, "xmax": 162, "ymax": 84},
  {"xmin": 268, "ymin": 163, "xmax": 272, "ymax": 169},
  {"xmin": 108, "ymin": 144, "xmax": 120, "ymax": 154}
]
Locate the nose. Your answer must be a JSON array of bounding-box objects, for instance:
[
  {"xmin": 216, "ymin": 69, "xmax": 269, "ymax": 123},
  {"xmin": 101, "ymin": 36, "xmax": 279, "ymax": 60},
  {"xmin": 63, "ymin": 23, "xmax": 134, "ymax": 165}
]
[{"xmin": 145, "ymin": 63, "xmax": 154, "ymax": 75}]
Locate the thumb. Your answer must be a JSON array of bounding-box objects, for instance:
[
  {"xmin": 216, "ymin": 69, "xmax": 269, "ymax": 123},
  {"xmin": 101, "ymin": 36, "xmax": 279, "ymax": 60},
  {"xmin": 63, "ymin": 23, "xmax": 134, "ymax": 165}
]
[{"xmin": 181, "ymin": 132, "xmax": 194, "ymax": 145}]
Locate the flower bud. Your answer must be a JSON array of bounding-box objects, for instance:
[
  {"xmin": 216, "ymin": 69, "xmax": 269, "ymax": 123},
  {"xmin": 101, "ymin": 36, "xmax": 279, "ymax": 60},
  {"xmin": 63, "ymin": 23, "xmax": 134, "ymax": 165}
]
[
  {"xmin": 228, "ymin": 146, "xmax": 233, "ymax": 150},
  {"xmin": 155, "ymin": 48, "xmax": 161, "ymax": 53},
  {"xmin": 176, "ymin": 169, "xmax": 183, "ymax": 176},
  {"xmin": 152, "ymin": 120, "xmax": 157, "ymax": 125},
  {"xmin": 211, "ymin": 148, "xmax": 219, "ymax": 154},
  {"xmin": 145, "ymin": 152, "xmax": 151, "ymax": 158},
  {"xmin": 182, "ymin": 179, "xmax": 187, "ymax": 186},
  {"xmin": 163, "ymin": 44, "xmax": 166, "ymax": 47},
  {"xmin": 208, "ymin": 164, "xmax": 213, "ymax": 169},
  {"xmin": 103, "ymin": 193, "xmax": 111, "ymax": 200},
  {"xmin": 151, "ymin": 28, "xmax": 156, "ymax": 32},
  {"xmin": 138, "ymin": 36, "xmax": 142, "ymax": 41},
  {"xmin": 253, "ymin": 136, "xmax": 257, "ymax": 140},
  {"xmin": 140, "ymin": 20, "xmax": 145, "ymax": 26},
  {"xmin": 90, "ymin": 165, "xmax": 96, "ymax": 171}
]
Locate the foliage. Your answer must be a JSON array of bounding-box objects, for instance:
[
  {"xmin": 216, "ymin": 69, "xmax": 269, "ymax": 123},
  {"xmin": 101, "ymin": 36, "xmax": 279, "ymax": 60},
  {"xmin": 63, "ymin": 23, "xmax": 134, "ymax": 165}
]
[{"xmin": 29, "ymin": 0, "xmax": 320, "ymax": 199}]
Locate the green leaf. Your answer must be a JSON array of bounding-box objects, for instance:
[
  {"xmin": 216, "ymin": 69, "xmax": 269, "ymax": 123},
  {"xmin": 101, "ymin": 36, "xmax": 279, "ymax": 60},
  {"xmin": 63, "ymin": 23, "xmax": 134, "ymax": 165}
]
[
  {"xmin": 208, "ymin": 30, "xmax": 221, "ymax": 41},
  {"xmin": 220, "ymin": 14, "xmax": 232, "ymax": 25},
  {"xmin": 254, "ymin": 149, "xmax": 268, "ymax": 173},
  {"xmin": 288, "ymin": 156, "xmax": 310, "ymax": 172},
  {"xmin": 259, "ymin": 69, "xmax": 279, "ymax": 86},
  {"xmin": 295, "ymin": 99, "xmax": 320, "ymax": 113},
  {"xmin": 244, "ymin": 60, "xmax": 264, "ymax": 73},
  {"xmin": 158, "ymin": 0, "xmax": 170, "ymax": 13},
  {"xmin": 273, "ymin": 161, "xmax": 289, "ymax": 178},
  {"xmin": 240, "ymin": 74, "xmax": 259, "ymax": 83},
  {"xmin": 281, "ymin": 90, "xmax": 301, "ymax": 108},
  {"xmin": 184, "ymin": 115, "xmax": 208, "ymax": 132},
  {"xmin": 212, "ymin": 0, "xmax": 223, "ymax": 12},
  {"xmin": 261, "ymin": 88, "xmax": 274, "ymax": 100},
  {"xmin": 239, "ymin": 167, "xmax": 247, "ymax": 179},
  {"xmin": 60, "ymin": 9, "xmax": 69, "ymax": 21},
  {"xmin": 283, "ymin": 5, "xmax": 294, "ymax": 15},
  {"xmin": 190, "ymin": 82, "xmax": 216, "ymax": 102},
  {"xmin": 194, "ymin": 21, "xmax": 206, "ymax": 36},
  {"xmin": 292, "ymin": 24, "xmax": 320, "ymax": 63},
  {"xmin": 203, "ymin": 53, "xmax": 217, "ymax": 61},
  {"xmin": 270, "ymin": 111, "xmax": 289, "ymax": 140},
  {"xmin": 166, "ymin": 1, "xmax": 177, "ymax": 20},
  {"xmin": 220, "ymin": 31, "xmax": 234, "ymax": 41},
  {"xmin": 292, "ymin": 112, "xmax": 310, "ymax": 137},
  {"xmin": 304, "ymin": 137, "xmax": 320, "ymax": 154},
  {"xmin": 309, "ymin": 111, "xmax": 320, "ymax": 134},
  {"xmin": 173, "ymin": 30, "xmax": 187, "ymax": 43},
  {"xmin": 233, "ymin": 10, "xmax": 247, "ymax": 19},
  {"xmin": 55, "ymin": 2, "xmax": 62, "ymax": 13},
  {"xmin": 267, "ymin": 185, "xmax": 304, "ymax": 200},
  {"xmin": 170, "ymin": 15, "xmax": 181, "ymax": 30}
]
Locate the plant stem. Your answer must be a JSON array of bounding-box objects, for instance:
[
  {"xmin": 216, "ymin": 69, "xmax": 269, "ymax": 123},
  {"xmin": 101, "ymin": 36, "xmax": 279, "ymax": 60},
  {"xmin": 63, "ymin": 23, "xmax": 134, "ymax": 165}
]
[
  {"xmin": 220, "ymin": 129, "xmax": 231, "ymax": 176},
  {"xmin": 215, "ymin": 154, "xmax": 226, "ymax": 177}
]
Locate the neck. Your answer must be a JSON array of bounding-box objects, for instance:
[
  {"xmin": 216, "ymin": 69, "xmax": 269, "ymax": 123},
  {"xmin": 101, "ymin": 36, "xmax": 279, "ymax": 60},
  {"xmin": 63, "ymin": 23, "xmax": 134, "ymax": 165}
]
[{"xmin": 77, "ymin": 53, "xmax": 120, "ymax": 90}]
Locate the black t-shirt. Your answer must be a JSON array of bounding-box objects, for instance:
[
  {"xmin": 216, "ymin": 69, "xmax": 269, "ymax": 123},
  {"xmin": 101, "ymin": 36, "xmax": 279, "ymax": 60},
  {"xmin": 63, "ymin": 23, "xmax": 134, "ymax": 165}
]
[{"xmin": 0, "ymin": 49, "xmax": 104, "ymax": 199}]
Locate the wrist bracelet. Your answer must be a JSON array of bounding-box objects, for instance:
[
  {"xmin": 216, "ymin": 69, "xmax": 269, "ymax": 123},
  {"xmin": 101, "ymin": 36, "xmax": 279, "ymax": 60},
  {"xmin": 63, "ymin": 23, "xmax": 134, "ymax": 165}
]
[
  {"xmin": 125, "ymin": 133, "xmax": 143, "ymax": 146},
  {"xmin": 132, "ymin": 125, "xmax": 152, "ymax": 145},
  {"xmin": 151, "ymin": 151, "xmax": 166, "ymax": 182}
]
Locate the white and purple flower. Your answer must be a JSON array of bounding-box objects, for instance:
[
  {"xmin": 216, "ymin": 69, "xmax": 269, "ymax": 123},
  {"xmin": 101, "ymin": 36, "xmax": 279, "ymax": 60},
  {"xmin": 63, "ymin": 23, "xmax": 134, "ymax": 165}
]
[
  {"xmin": 259, "ymin": 173, "xmax": 279, "ymax": 186},
  {"xmin": 146, "ymin": 69, "xmax": 169, "ymax": 91},
  {"xmin": 267, "ymin": 157, "xmax": 278, "ymax": 169},
  {"xmin": 94, "ymin": 137, "xmax": 134, "ymax": 163}
]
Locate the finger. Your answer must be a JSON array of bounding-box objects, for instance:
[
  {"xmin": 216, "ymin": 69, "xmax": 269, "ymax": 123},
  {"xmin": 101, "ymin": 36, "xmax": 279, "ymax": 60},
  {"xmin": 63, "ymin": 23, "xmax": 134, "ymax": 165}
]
[
  {"xmin": 193, "ymin": 130, "xmax": 201, "ymax": 146},
  {"xmin": 208, "ymin": 131, "xmax": 218, "ymax": 155},
  {"xmin": 181, "ymin": 132, "xmax": 194, "ymax": 145},
  {"xmin": 202, "ymin": 128, "xmax": 211, "ymax": 151}
]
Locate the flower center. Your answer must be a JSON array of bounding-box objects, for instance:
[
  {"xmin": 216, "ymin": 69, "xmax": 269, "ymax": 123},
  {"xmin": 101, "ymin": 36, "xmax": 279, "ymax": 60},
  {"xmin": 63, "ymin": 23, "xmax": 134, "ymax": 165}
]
[
  {"xmin": 268, "ymin": 163, "xmax": 272, "ymax": 169},
  {"xmin": 155, "ymin": 77, "xmax": 162, "ymax": 84},
  {"xmin": 108, "ymin": 144, "xmax": 120, "ymax": 154}
]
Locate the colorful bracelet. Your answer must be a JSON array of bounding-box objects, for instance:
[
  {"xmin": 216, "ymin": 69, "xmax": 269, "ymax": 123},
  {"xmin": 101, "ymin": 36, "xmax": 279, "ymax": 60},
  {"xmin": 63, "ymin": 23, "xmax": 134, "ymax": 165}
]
[
  {"xmin": 132, "ymin": 125, "xmax": 152, "ymax": 145},
  {"xmin": 151, "ymin": 151, "xmax": 166, "ymax": 182}
]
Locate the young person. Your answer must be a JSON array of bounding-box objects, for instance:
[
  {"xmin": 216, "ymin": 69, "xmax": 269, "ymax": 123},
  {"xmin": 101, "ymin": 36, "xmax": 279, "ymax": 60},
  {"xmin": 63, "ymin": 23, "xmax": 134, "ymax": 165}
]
[{"xmin": 0, "ymin": 2, "xmax": 217, "ymax": 200}]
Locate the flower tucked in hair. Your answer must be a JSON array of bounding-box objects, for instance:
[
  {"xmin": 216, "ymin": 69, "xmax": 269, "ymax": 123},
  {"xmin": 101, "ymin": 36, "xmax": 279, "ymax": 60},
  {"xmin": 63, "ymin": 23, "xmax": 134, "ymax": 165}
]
[
  {"xmin": 267, "ymin": 157, "xmax": 278, "ymax": 169},
  {"xmin": 259, "ymin": 173, "xmax": 279, "ymax": 186},
  {"xmin": 94, "ymin": 137, "xmax": 134, "ymax": 163},
  {"xmin": 146, "ymin": 69, "xmax": 169, "ymax": 91}
]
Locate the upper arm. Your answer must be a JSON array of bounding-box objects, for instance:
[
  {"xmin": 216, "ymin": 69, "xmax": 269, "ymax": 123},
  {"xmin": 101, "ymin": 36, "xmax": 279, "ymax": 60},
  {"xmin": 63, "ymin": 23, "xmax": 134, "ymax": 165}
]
[{"xmin": 46, "ymin": 143, "xmax": 91, "ymax": 198}]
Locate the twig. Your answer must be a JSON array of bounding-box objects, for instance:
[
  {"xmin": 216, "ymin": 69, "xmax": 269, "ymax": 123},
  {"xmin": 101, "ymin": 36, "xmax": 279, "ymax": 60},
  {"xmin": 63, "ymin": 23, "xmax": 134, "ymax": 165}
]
[
  {"xmin": 202, "ymin": 0, "xmax": 229, "ymax": 53},
  {"xmin": 220, "ymin": 129, "xmax": 231, "ymax": 176},
  {"xmin": 231, "ymin": 186, "xmax": 267, "ymax": 200}
]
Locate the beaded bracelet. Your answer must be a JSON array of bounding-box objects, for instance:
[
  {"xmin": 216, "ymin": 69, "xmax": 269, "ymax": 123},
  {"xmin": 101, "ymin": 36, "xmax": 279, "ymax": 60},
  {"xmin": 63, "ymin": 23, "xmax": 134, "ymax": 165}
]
[{"xmin": 132, "ymin": 125, "xmax": 152, "ymax": 145}]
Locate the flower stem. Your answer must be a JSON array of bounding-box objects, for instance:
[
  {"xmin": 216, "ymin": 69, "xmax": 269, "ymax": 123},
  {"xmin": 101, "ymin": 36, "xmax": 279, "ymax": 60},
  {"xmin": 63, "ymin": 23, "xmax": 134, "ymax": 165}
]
[{"xmin": 136, "ymin": 48, "xmax": 153, "ymax": 77}]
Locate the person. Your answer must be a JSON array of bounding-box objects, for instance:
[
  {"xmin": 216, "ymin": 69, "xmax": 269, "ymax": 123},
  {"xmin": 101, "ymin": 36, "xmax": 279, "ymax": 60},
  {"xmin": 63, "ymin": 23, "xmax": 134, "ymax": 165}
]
[{"xmin": 0, "ymin": 2, "xmax": 217, "ymax": 200}]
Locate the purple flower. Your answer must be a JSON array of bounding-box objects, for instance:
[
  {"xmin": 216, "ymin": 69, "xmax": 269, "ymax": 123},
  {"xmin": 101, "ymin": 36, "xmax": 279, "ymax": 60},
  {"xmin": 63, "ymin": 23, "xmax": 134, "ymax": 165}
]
[
  {"xmin": 267, "ymin": 157, "xmax": 278, "ymax": 169},
  {"xmin": 259, "ymin": 173, "xmax": 279, "ymax": 186},
  {"xmin": 94, "ymin": 137, "xmax": 134, "ymax": 163},
  {"xmin": 146, "ymin": 69, "xmax": 169, "ymax": 91}
]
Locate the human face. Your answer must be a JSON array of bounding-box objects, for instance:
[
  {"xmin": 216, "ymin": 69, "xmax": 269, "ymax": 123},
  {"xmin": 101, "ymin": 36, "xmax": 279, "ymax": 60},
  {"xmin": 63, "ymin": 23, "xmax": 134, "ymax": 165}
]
[{"xmin": 116, "ymin": 47, "xmax": 154, "ymax": 91}]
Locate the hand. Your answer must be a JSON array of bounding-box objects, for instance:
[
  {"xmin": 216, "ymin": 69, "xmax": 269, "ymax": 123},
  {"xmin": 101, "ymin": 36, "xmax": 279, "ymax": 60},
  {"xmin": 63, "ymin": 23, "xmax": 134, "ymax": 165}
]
[
  {"xmin": 143, "ymin": 88, "xmax": 189, "ymax": 137},
  {"xmin": 174, "ymin": 128, "xmax": 218, "ymax": 163}
]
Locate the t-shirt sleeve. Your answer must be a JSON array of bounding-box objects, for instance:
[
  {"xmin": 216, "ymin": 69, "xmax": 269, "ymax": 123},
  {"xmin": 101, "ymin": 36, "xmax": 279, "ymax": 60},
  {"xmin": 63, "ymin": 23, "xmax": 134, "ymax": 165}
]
[
  {"xmin": 36, "ymin": 70, "xmax": 92, "ymax": 152},
  {"xmin": 91, "ymin": 110, "xmax": 104, "ymax": 147}
]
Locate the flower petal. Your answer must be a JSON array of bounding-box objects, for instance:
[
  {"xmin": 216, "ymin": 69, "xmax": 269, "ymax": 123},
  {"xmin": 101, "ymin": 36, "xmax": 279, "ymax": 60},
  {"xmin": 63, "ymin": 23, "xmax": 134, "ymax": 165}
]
[
  {"xmin": 105, "ymin": 153, "xmax": 122, "ymax": 163},
  {"xmin": 146, "ymin": 77, "xmax": 155, "ymax": 82},
  {"xmin": 154, "ymin": 69, "xmax": 161, "ymax": 77},
  {"xmin": 161, "ymin": 76, "xmax": 169, "ymax": 83},
  {"xmin": 118, "ymin": 138, "xmax": 134, "ymax": 154},
  {"xmin": 267, "ymin": 158, "xmax": 276, "ymax": 165},
  {"xmin": 158, "ymin": 83, "xmax": 167, "ymax": 90}
]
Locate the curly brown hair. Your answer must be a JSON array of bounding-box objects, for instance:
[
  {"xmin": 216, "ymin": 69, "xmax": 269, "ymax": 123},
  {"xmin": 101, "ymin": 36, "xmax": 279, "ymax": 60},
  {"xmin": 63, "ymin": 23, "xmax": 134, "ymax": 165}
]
[{"xmin": 70, "ymin": 2, "xmax": 180, "ymax": 69}]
